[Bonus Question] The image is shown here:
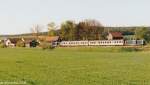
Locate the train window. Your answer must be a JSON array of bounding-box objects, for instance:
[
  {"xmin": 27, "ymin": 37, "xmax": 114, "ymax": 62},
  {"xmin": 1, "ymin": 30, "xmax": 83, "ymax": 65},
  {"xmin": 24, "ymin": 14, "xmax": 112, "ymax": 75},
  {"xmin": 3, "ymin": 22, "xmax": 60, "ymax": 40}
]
[{"xmin": 92, "ymin": 42, "xmax": 94, "ymax": 44}]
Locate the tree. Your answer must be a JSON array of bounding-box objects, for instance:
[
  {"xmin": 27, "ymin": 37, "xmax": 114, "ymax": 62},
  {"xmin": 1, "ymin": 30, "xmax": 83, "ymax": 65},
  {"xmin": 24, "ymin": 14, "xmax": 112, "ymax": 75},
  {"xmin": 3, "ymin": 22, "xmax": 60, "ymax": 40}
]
[
  {"xmin": 47, "ymin": 22, "xmax": 58, "ymax": 36},
  {"xmin": 144, "ymin": 30, "xmax": 150, "ymax": 43},
  {"xmin": 30, "ymin": 24, "xmax": 42, "ymax": 38},
  {"xmin": 135, "ymin": 27, "xmax": 147, "ymax": 39},
  {"xmin": 60, "ymin": 21, "xmax": 77, "ymax": 40},
  {"xmin": 77, "ymin": 19, "xmax": 104, "ymax": 40},
  {"xmin": 135, "ymin": 27, "xmax": 150, "ymax": 43}
]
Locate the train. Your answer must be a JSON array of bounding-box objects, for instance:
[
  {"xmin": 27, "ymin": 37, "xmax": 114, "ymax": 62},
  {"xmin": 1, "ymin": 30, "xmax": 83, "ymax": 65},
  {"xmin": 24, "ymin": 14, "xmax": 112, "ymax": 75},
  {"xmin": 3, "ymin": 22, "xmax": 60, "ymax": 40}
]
[{"xmin": 58, "ymin": 40, "xmax": 144, "ymax": 46}]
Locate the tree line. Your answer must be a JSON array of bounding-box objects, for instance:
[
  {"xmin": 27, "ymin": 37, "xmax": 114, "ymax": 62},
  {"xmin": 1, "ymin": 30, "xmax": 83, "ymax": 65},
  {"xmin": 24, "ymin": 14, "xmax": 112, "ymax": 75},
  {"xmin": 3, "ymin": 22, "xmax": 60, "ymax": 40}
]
[
  {"xmin": 30, "ymin": 19, "xmax": 150, "ymax": 43},
  {"xmin": 48, "ymin": 19, "xmax": 105, "ymax": 40}
]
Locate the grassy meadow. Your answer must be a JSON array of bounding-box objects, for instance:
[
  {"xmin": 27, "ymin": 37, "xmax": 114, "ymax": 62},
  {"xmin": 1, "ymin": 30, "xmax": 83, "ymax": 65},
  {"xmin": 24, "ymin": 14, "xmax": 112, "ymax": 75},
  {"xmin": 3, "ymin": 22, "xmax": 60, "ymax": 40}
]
[{"xmin": 0, "ymin": 47, "xmax": 150, "ymax": 85}]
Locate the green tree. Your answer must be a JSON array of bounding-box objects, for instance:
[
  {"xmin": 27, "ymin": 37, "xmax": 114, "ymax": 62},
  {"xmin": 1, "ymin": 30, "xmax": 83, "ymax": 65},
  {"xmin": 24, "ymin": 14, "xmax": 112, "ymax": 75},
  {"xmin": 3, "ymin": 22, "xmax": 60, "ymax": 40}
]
[
  {"xmin": 47, "ymin": 22, "xmax": 58, "ymax": 36},
  {"xmin": 135, "ymin": 27, "xmax": 150, "ymax": 43},
  {"xmin": 60, "ymin": 21, "xmax": 77, "ymax": 40},
  {"xmin": 48, "ymin": 30, "xmax": 57, "ymax": 36},
  {"xmin": 145, "ymin": 31, "xmax": 150, "ymax": 43},
  {"xmin": 135, "ymin": 27, "xmax": 147, "ymax": 39}
]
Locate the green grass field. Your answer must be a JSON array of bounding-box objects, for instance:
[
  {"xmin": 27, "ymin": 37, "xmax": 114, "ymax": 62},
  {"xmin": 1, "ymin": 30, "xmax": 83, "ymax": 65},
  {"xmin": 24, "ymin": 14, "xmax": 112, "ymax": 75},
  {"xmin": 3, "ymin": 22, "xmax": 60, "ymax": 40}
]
[{"xmin": 0, "ymin": 47, "xmax": 150, "ymax": 85}]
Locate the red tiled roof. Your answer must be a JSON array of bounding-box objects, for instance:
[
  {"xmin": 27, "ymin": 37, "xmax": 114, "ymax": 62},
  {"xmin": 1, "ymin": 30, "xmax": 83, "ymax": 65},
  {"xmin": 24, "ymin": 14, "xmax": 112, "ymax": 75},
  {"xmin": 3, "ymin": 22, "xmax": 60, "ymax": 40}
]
[
  {"xmin": 39, "ymin": 36, "xmax": 59, "ymax": 42},
  {"xmin": 45, "ymin": 36, "xmax": 59, "ymax": 42},
  {"xmin": 109, "ymin": 32, "xmax": 123, "ymax": 38},
  {"xmin": 8, "ymin": 38, "xmax": 21, "ymax": 44}
]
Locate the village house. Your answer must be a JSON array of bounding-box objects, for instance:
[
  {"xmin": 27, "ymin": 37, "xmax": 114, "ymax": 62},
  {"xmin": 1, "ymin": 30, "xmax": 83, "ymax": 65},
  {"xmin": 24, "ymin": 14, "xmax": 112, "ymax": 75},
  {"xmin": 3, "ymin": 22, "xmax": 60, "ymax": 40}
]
[
  {"xmin": 107, "ymin": 32, "xmax": 123, "ymax": 40},
  {"xmin": 22, "ymin": 38, "xmax": 35, "ymax": 47},
  {"xmin": 38, "ymin": 36, "xmax": 61, "ymax": 46},
  {"xmin": 5, "ymin": 38, "xmax": 21, "ymax": 47}
]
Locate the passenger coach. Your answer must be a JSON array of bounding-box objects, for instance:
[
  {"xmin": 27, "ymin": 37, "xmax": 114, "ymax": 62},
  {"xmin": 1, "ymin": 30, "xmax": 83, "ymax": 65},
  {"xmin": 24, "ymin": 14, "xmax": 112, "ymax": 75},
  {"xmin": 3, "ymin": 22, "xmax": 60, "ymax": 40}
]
[
  {"xmin": 59, "ymin": 40, "xmax": 144, "ymax": 47},
  {"xmin": 60, "ymin": 40, "xmax": 124, "ymax": 46}
]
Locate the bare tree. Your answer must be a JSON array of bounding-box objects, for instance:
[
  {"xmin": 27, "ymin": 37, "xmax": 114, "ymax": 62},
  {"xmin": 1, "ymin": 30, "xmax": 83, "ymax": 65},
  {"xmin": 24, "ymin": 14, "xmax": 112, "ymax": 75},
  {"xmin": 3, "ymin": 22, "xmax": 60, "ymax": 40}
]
[
  {"xmin": 77, "ymin": 19, "xmax": 104, "ymax": 40},
  {"xmin": 30, "ymin": 24, "xmax": 42, "ymax": 38}
]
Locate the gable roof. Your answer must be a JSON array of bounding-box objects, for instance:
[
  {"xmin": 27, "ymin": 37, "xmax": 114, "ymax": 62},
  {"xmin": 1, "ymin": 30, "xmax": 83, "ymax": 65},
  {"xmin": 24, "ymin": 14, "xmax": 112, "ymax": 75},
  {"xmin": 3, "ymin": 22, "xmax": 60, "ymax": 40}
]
[
  {"xmin": 46, "ymin": 36, "xmax": 59, "ymax": 42},
  {"xmin": 8, "ymin": 38, "xmax": 21, "ymax": 44},
  {"xmin": 109, "ymin": 32, "xmax": 123, "ymax": 38},
  {"xmin": 23, "ymin": 38, "xmax": 35, "ymax": 43},
  {"xmin": 38, "ymin": 36, "xmax": 60, "ymax": 42}
]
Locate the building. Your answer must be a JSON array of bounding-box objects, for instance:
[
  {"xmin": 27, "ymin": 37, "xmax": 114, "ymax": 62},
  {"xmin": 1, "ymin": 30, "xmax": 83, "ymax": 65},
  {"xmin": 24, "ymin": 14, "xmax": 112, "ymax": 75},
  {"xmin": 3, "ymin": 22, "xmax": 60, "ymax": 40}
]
[
  {"xmin": 38, "ymin": 36, "xmax": 61, "ymax": 46},
  {"xmin": 107, "ymin": 32, "xmax": 123, "ymax": 40},
  {"xmin": 22, "ymin": 38, "xmax": 35, "ymax": 47},
  {"xmin": 5, "ymin": 38, "xmax": 21, "ymax": 47}
]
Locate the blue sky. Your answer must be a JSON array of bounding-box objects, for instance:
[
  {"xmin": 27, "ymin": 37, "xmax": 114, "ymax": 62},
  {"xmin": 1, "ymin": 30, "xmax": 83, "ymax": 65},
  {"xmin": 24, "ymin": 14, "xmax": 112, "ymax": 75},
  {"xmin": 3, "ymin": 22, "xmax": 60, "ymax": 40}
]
[{"xmin": 0, "ymin": 0, "xmax": 149, "ymax": 34}]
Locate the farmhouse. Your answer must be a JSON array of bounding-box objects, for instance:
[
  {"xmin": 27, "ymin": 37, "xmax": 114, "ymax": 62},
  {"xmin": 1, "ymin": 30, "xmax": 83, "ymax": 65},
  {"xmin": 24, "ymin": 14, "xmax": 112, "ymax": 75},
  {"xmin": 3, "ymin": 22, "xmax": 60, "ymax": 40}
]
[
  {"xmin": 107, "ymin": 32, "xmax": 123, "ymax": 40},
  {"xmin": 22, "ymin": 38, "xmax": 35, "ymax": 47},
  {"xmin": 39, "ymin": 36, "xmax": 61, "ymax": 46},
  {"xmin": 38, "ymin": 36, "xmax": 60, "ymax": 41},
  {"xmin": 5, "ymin": 38, "xmax": 21, "ymax": 47}
]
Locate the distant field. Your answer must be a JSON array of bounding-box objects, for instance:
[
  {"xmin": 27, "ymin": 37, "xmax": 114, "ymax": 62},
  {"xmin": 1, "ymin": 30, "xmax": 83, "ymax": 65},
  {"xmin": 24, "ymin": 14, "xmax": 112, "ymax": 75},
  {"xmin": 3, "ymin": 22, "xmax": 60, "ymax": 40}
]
[{"xmin": 0, "ymin": 47, "xmax": 150, "ymax": 85}]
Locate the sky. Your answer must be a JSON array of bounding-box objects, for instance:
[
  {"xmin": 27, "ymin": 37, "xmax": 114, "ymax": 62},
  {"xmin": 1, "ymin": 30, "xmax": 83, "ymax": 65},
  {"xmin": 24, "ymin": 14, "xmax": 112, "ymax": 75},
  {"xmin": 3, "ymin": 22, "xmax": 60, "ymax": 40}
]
[{"xmin": 0, "ymin": 0, "xmax": 149, "ymax": 34}]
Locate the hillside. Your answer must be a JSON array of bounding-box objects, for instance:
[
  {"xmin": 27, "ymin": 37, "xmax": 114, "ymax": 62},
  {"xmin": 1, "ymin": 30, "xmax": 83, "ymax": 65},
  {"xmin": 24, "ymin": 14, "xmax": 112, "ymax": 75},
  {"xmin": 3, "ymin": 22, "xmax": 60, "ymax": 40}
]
[{"xmin": 0, "ymin": 32, "xmax": 48, "ymax": 38}]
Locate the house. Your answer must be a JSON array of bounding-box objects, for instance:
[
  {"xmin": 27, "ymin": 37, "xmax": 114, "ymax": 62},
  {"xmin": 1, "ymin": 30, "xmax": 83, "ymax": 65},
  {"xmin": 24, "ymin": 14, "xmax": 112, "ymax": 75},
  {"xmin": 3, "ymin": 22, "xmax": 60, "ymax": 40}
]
[
  {"xmin": 5, "ymin": 38, "xmax": 21, "ymax": 47},
  {"xmin": 38, "ymin": 36, "xmax": 61, "ymax": 46},
  {"xmin": 22, "ymin": 38, "xmax": 40, "ymax": 47},
  {"xmin": 22, "ymin": 38, "xmax": 33, "ymax": 47},
  {"xmin": 107, "ymin": 32, "xmax": 123, "ymax": 40}
]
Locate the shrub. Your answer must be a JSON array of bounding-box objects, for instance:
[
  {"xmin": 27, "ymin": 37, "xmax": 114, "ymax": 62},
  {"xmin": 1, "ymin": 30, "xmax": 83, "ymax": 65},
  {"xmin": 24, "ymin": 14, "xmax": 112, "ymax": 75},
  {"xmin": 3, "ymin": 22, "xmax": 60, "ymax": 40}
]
[
  {"xmin": 40, "ymin": 42, "xmax": 55, "ymax": 50},
  {"xmin": 16, "ymin": 41, "xmax": 25, "ymax": 47},
  {"xmin": 30, "ymin": 40, "xmax": 39, "ymax": 47},
  {"xmin": 0, "ymin": 43, "xmax": 7, "ymax": 48}
]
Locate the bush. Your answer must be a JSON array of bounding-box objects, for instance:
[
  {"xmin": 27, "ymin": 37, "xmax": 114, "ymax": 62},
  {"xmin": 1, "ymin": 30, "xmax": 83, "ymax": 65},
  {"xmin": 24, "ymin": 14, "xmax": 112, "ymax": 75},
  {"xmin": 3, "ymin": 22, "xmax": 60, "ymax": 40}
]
[
  {"xmin": 16, "ymin": 41, "xmax": 25, "ymax": 47},
  {"xmin": 0, "ymin": 43, "xmax": 7, "ymax": 48},
  {"xmin": 30, "ymin": 40, "xmax": 39, "ymax": 47},
  {"xmin": 40, "ymin": 42, "xmax": 55, "ymax": 50}
]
